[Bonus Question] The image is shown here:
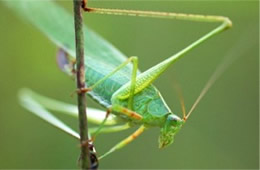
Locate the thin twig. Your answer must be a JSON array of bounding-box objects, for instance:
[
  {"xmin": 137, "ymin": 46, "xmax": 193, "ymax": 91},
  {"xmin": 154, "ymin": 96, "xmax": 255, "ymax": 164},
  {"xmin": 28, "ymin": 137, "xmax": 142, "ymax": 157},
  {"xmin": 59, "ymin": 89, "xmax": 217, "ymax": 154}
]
[{"xmin": 73, "ymin": 0, "xmax": 91, "ymax": 169}]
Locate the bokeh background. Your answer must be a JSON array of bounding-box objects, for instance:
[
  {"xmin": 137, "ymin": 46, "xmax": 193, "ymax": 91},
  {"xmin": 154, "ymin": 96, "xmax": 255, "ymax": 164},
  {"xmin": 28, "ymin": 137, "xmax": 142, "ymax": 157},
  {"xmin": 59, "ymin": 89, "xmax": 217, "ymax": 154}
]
[{"xmin": 0, "ymin": 0, "xmax": 258, "ymax": 169}]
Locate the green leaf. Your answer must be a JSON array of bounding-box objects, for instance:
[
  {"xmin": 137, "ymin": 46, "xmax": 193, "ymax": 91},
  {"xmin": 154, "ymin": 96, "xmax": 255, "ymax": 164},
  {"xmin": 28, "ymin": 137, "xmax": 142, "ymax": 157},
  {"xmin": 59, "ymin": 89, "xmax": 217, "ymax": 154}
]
[
  {"xmin": 4, "ymin": 0, "xmax": 131, "ymax": 71},
  {"xmin": 20, "ymin": 88, "xmax": 118, "ymax": 125},
  {"xmin": 18, "ymin": 88, "xmax": 80, "ymax": 139}
]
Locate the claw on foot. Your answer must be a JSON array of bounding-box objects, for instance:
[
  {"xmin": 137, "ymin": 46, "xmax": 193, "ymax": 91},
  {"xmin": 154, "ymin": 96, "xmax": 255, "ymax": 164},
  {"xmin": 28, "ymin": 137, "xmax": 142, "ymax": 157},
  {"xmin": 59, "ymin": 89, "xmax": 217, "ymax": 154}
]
[
  {"xmin": 81, "ymin": 0, "xmax": 94, "ymax": 12},
  {"xmin": 70, "ymin": 88, "xmax": 92, "ymax": 97},
  {"xmin": 80, "ymin": 139, "xmax": 94, "ymax": 148},
  {"xmin": 77, "ymin": 88, "xmax": 92, "ymax": 94}
]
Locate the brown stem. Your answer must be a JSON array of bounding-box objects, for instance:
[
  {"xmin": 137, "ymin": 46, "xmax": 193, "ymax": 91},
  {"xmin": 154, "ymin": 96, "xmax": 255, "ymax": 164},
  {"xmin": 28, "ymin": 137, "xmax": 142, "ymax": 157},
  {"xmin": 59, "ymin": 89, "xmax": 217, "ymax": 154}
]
[{"xmin": 73, "ymin": 0, "xmax": 90, "ymax": 169}]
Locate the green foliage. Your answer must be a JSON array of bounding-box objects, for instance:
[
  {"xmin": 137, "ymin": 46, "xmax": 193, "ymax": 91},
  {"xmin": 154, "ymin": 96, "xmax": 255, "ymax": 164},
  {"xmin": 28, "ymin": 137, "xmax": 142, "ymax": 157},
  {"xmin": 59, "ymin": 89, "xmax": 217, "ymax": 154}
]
[{"xmin": 4, "ymin": 0, "xmax": 131, "ymax": 70}]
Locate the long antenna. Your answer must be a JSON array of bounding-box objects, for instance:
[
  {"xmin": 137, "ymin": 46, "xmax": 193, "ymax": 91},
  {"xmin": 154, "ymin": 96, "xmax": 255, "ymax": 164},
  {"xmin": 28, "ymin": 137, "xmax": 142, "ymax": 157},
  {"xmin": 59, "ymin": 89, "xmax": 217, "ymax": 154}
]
[
  {"xmin": 172, "ymin": 77, "xmax": 187, "ymax": 120},
  {"xmin": 186, "ymin": 31, "xmax": 256, "ymax": 120}
]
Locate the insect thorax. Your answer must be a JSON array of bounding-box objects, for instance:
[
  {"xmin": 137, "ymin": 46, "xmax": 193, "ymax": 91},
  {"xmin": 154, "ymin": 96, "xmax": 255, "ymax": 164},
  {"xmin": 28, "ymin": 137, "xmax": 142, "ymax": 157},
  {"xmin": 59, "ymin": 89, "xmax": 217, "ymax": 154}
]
[{"xmin": 112, "ymin": 85, "xmax": 172, "ymax": 126}]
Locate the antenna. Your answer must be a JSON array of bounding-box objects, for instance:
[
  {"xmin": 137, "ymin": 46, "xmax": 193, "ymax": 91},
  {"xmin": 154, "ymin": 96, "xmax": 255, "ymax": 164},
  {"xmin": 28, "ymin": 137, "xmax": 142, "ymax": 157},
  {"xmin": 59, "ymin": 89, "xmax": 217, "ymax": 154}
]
[
  {"xmin": 172, "ymin": 76, "xmax": 187, "ymax": 120},
  {"xmin": 185, "ymin": 31, "xmax": 255, "ymax": 120}
]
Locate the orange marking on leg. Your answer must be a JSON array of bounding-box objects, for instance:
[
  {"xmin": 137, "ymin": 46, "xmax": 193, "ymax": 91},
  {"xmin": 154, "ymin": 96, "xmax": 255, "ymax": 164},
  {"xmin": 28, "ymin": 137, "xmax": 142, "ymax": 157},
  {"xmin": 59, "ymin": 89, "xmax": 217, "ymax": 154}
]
[
  {"xmin": 122, "ymin": 108, "xmax": 129, "ymax": 113},
  {"xmin": 130, "ymin": 112, "xmax": 142, "ymax": 120},
  {"xmin": 113, "ymin": 105, "xmax": 143, "ymax": 120},
  {"xmin": 131, "ymin": 134, "xmax": 137, "ymax": 139},
  {"xmin": 130, "ymin": 113, "xmax": 135, "ymax": 117}
]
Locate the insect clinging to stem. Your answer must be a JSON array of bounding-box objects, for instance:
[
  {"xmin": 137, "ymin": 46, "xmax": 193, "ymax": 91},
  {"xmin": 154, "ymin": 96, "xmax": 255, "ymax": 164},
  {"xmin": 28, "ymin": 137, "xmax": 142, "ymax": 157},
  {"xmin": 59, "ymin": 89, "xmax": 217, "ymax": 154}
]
[{"xmin": 5, "ymin": 0, "xmax": 233, "ymax": 160}]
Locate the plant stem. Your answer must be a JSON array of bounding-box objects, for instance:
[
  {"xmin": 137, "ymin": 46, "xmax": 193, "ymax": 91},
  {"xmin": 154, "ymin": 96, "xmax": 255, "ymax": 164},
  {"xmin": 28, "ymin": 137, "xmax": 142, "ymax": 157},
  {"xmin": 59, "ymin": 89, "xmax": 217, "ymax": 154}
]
[{"xmin": 73, "ymin": 0, "xmax": 90, "ymax": 169}]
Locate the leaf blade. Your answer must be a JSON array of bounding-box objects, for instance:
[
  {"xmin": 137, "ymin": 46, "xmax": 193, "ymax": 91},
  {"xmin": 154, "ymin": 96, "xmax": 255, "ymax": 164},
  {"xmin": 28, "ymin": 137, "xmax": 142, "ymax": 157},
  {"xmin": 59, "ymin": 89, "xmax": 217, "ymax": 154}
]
[
  {"xmin": 18, "ymin": 89, "xmax": 80, "ymax": 139},
  {"xmin": 4, "ymin": 0, "xmax": 131, "ymax": 70},
  {"xmin": 19, "ymin": 88, "xmax": 119, "ymax": 125}
]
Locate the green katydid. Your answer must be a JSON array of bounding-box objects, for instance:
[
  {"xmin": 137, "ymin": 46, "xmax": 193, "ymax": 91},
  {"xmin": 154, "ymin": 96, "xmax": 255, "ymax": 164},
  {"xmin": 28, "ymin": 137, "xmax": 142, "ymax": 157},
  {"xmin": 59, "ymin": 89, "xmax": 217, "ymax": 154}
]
[{"xmin": 5, "ymin": 0, "xmax": 232, "ymax": 160}]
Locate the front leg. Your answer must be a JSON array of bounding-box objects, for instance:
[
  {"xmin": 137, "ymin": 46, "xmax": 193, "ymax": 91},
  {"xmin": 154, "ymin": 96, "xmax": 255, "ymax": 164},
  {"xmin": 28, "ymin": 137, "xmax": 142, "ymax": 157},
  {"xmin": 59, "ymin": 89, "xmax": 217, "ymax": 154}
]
[
  {"xmin": 110, "ymin": 104, "xmax": 143, "ymax": 120},
  {"xmin": 99, "ymin": 125, "xmax": 146, "ymax": 160},
  {"xmin": 90, "ymin": 100, "xmax": 142, "ymax": 142},
  {"xmin": 90, "ymin": 104, "xmax": 143, "ymax": 141}
]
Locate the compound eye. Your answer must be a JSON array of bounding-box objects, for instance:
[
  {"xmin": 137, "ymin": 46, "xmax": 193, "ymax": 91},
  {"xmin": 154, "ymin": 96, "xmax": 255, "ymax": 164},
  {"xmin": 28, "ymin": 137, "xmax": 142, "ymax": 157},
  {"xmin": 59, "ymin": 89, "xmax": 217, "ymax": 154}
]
[
  {"xmin": 172, "ymin": 117, "xmax": 178, "ymax": 122},
  {"xmin": 167, "ymin": 115, "xmax": 180, "ymax": 126},
  {"xmin": 172, "ymin": 118, "xmax": 178, "ymax": 126}
]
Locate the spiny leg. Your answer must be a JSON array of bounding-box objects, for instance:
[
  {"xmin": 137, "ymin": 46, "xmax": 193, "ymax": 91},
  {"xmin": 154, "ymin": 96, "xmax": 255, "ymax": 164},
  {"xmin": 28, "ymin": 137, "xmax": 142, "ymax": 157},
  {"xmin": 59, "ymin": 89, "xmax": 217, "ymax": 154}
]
[
  {"xmin": 82, "ymin": 4, "xmax": 231, "ymax": 27},
  {"xmin": 88, "ymin": 104, "xmax": 143, "ymax": 140},
  {"xmin": 89, "ymin": 123, "xmax": 131, "ymax": 135},
  {"xmin": 127, "ymin": 56, "xmax": 138, "ymax": 110},
  {"xmin": 110, "ymin": 104, "xmax": 143, "ymax": 120},
  {"xmin": 99, "ymin": 125, "xmax": 146, "ymax": 160},
  {"xmin": 91, "ymin": 103, "xmax": 143, "ymax": 140},
  {"xmin": 84, "ymin": 6, "xmax": 232, "ymax": 101},
  {"xmin": 90, "ymin": 109, "xmax": 110, "ymax": 141}
]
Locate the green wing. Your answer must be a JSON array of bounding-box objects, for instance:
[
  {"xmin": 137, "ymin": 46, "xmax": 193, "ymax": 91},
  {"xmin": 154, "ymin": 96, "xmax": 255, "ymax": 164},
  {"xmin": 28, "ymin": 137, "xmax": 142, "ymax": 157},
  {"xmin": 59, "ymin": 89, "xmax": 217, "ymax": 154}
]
[{"xmin": 4, "ymin": 0, "xmax": 132, "ymax": 72}]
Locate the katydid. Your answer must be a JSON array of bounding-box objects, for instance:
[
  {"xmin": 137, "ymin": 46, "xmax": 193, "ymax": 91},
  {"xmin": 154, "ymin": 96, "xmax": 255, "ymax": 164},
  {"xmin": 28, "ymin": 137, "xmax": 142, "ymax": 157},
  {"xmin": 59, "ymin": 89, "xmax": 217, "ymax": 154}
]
[{"xmin": 5, "ymin": 0, "xmax": 232, "ymax": 160}]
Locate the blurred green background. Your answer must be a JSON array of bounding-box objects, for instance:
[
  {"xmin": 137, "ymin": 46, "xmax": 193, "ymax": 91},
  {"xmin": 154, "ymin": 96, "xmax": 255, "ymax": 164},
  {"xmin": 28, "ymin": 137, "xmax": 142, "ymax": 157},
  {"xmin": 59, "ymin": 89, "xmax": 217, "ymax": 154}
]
[{"xmin": 0, "ymin": 0, "xmax": 258, "ymax": 169}]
